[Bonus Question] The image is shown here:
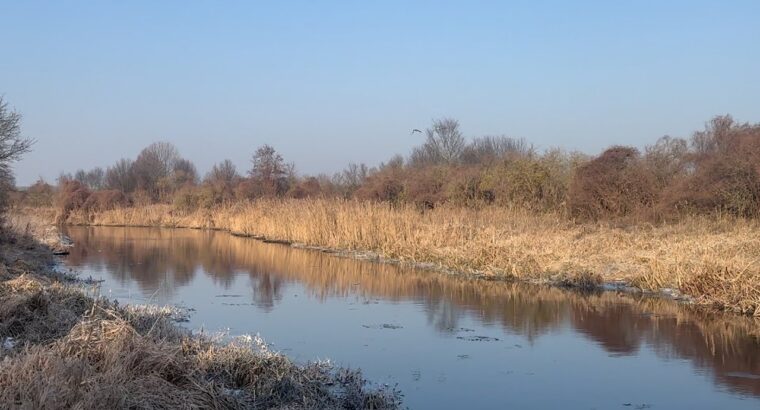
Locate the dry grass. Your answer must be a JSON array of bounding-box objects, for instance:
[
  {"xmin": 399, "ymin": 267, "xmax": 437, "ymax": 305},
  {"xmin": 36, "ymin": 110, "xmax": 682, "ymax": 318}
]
[
  {"xmin": 0, "ymin": 219, "xmax": 402, "ymax": 409},
  {"xmin": 46, "ymin": 199, "xmax": 760, "ymax": 316}
]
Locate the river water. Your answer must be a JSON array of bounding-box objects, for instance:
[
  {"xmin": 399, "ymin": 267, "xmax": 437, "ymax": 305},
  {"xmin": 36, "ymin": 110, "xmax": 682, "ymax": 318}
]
[{"xmin": 61, "ymin": 226, "xmax": 760, "ymax": 409}]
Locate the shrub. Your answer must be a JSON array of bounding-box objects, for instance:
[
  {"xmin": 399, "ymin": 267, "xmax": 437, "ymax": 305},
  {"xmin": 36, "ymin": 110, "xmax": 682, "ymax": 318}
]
[
  {"xmin": 55, "ymin": 180, "xmax": 91, "ymax": 223},
  {"xmin": 172, "ymin": 187, "xmax": 201, "ymax": 213},
  {"xmin": 21, "ymin": 179, "xmax": 55, "ymax": 207},
  {"xmin": 658, "ymin": 116, "xmax": 760, "ymax": 218},
  {"xmin": 355, "ymin": 168, "xmax": 405, "ymax": 204},
  {"xmin": 643, "ymin": 136, "xmax": 690, "ymax": 189},
  {"xmin": 444, "ymin": 167, "xmax": 484, "ymax": 207},
  {"xmin": 404, "ymin": 166, "xmax": 448, "ymax": 208},
  {"xmin": 82, "ymin": 190, "xmax": 130, "ymax": 212},
  {"xmin": 479, "ymin": 152, "xmax": 572, "ymax": 211},
  {"xmin": 287, "ymin": 177, "xmax": 323, "ymax": 199},
  {"xmin": 568, "ymin": 146, "xmax": 657, "ymax": 220}
]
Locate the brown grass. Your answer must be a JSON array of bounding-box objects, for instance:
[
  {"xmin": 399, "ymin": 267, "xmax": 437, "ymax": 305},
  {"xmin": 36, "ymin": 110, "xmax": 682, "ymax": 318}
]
[
  {"xmin": 0, "ymin": 220, "xmax": 402, "ymax": 409},
  {"xmin": 36, "ymin": 198, "xmax": 760, "ymax": 316}
]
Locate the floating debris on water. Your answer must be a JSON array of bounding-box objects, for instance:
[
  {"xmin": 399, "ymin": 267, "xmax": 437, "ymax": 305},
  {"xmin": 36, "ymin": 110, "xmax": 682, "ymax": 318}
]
[
  {"xmin": 725, "ymin": 372, "xmax": 760, "ymax": 380},
  {"xmin": 362, "ymin": 324, "xmax": 404, "ymax": 330},
  {"xmin": 456, "ymin": 335, "xmax": 500, "ymax": 342}
]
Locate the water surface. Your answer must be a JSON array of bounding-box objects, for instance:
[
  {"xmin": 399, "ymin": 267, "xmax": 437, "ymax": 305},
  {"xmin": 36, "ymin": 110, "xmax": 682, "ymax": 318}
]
[{"xmin": 62, "ymin": 226, "xmax": 760, "ymax": 409}]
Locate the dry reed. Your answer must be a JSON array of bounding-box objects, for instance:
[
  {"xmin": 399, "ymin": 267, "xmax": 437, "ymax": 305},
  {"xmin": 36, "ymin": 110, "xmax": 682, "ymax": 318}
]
[{"xmin": 24, "ymin": 199, "xmax": 760, "ymax": 316}]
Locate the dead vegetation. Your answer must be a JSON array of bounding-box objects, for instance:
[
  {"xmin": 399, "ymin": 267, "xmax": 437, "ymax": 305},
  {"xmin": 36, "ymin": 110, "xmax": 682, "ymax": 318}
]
[
  {"xmin": 0, "ymin": 224, "xmax": 402, "ymax": 409},
  {"xmin": 37, "ymin": 198, "xmax": 760, "ymax": 317}
]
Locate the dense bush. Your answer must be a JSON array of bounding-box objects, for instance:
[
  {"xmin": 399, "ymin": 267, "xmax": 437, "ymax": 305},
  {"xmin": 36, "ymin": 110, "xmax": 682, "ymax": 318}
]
[
  {"xmin": 569, "ymin": 147, "xmax": 657, "ymax": 220},
  {"xmin": 82, "ymin": 190, "xmax": 130, "ymax": 212},
  {"xmin": 15, "ymin": 179, "xmax": 55, "ymax": 208},
  {"xmin": 287, "ymin": 177, "xmax": 323, "ymax": 199},
  {"xmin": 660, "ymin": 116, "xmax": 760, "ymax": 217},
  {"xmin": 479, "ymin": 153, "xmax": 571, "ymax": 211},
  {"xmin": 55, "ymin": 180, "xmax": 91, "ymax": 223}
]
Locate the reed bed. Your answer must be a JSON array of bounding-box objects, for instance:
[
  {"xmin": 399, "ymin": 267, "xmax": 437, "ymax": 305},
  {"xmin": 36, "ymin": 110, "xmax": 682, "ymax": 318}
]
[{"xmin": 35, "ymin": 198, "xmax": 760, "ymax": 316}]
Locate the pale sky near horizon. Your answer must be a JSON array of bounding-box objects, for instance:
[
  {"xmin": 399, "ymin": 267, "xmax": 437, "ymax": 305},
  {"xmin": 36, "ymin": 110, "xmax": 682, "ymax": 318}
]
[{"xmin": 2, "ymin": 1, "xmax": 759, "ymax": 185}]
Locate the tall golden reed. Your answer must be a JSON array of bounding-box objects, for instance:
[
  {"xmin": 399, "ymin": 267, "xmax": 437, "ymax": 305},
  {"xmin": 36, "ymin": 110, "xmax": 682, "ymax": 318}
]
[{"xmin": 47, "ymin": 198, "xmax": 760, "ymax": 315}]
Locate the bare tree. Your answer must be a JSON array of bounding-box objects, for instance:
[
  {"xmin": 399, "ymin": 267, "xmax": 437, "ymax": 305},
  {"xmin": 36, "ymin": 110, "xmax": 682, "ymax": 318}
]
[
  {"xmin": 171, "ymin": 158, "xmax": 198, "ymax": 187},
  {"xmin": 105, "ymin": 158, "xmax": 136, "ymax": 193},
  {"xmin": 410, "ymin": 118, "xmax": 465, "ymax": 166},
  {"xmin": 205, "ymin": 159, "xmax": 240, "ymax": 187},
  {"xmin": 132, "ymin": 142, "xmax": 180, "ymax": 199},
  {"xmin": 0, "ymin": 97, "xmax": 34, "ymax": 212},
  {"xmin": 332, "ymin": 162, "xmax": 369, "ymax": 196},
  {"xmin": 146, "ymin": 141, "xmax": 180, "ymax": 176},
  {"xmin": 249, "ymin": 144, "xmax": 290, "ymax": 196},
  {"xmin": 691, "ymin": 115, "xmax": 735, "ymax": 155},
  {"xmin": 644, "ymin": 136, "xmax": 690, "ymax": 187},
  {"xmin": 461, "ymin": 136, "xmax": 533, "ymax": 164},
  {"xmin": 74, "ymin": 167, "xmax": 105, "ymax": 190}
]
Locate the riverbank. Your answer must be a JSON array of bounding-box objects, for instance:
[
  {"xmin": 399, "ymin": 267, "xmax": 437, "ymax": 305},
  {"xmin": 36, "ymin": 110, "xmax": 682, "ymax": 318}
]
[
  {"xmin": 0, "ymin": 218, "xmax": 401, "ymax": 408},
  {"xmin": 18, "ymin": 199, "xmax": 760, "ymax": 317}
]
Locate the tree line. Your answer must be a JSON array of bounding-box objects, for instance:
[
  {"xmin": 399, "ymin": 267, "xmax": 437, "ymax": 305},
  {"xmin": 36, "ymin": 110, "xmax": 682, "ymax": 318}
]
[{"xmin": 6, "ymin": 94, "xmax": 760, "ymax": 221}]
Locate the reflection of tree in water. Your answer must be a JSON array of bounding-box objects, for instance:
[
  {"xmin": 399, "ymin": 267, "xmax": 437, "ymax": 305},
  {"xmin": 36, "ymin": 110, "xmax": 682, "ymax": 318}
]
[
  {"xmin": 247, "ymin": 272, "xmax": 284, "ymax": 312},
  {"xmin": 65, "ymin": 228, "xmax": 200, "ymax": 301},
  {"xmin": 64, "ymin": 226, "xmax": 760, "ymax": 397}
]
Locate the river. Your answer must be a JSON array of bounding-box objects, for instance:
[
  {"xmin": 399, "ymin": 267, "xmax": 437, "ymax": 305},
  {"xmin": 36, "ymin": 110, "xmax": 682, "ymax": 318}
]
[{"xmin": 61, "ymin": 226, "xmax": 760, "ymax": 409}]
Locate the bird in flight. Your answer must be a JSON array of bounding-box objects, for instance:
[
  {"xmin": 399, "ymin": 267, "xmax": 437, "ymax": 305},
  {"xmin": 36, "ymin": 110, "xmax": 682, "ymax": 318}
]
[{"xmin": 411, "ymin": 129, "xmax": 422, "ymax": 134}]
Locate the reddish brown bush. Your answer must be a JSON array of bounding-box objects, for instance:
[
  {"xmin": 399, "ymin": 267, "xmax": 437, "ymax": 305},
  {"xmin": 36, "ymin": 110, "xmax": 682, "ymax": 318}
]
[
  {"xmin": 404, "ymin": 166, "xmax": 448, "ymax": 208},
  {"xmin": 568, "ymin": 146, "xmax": 657, "ymax": 220},
  {"xmin": 355, "ymin": 158, "xmax": 406, "ymax": 204},
  {"xmin": 19, "ymin": 179, "xmax": 55, "ymax": 207},
  {"xmin": 287, "ymin": 177, "xmax": 323, "ymax": 199},
  {"xmin": 55, "ymin": 180, "xmax": 91, "ymax": 223},
  {"xmin": 444, "ymin": 167, "xmax": 484, "ymax": 206},
  {"xmin": 659, "ymin": 117, "xmax": 760, "ymax": 217},
  {"xmin": 234, "ymin": 178, "xmax": 261, "ymax": 201},
  {"xmin": 82, "ymin": 190, "xmax": 130, "ymax": 212}
]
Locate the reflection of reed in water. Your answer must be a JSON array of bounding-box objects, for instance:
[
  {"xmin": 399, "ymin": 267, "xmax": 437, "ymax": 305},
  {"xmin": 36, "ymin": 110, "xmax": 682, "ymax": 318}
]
[{"xmin": 65, "ymin": 226, "xmax": 760, "ymax": 397}]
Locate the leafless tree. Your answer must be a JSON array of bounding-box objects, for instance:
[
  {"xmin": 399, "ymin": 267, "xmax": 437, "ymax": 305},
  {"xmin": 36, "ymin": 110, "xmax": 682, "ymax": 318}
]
[
  {"xmin": 691, "ymin": 115, "xmax": 735, "ymax": 155},
  {"xmin": 203, "ymin": 159, "xmax": 241, "ymax": 202},
  {"xmin": 147, "ymin": 141, "xmax": 180, "ymax": 175},
  {"xmin": 644, "ymin": 136, "xmax": 690, "ymax": 187},
  {"xmin": 132, "ymin": 142, "xmax": 181, "ymax": 199},
  {"xmin": 461, "ymin": 136, "xmax": 533, "ymax": 164},
  {"xmin": 105, "ymin": 158, "xmax": 136, "ymax": 193},
  {"xmin": 205, "ymin": 159, "xmax": 240, "ymax": 187},
  {"xmin": 171, "ymin": 158, "xmax": 198, "ymax": 187},
  {"xmin": 74, "ymin": 167, "xmax": 105, "ymax": 190},
  {"xmin": 410, "ymin": 118, "xmax": 465, "ymax": 166},
  {"xmin": 0, "ymin": 97, "xmax": 34, "ymax": 212},
  {"xmin": 249, "ymin": 144, "xmax": 290, "ymax": 196},
  {"xmin": 332, "ymin": 162, "xmax": 369, "ymax": 196}
]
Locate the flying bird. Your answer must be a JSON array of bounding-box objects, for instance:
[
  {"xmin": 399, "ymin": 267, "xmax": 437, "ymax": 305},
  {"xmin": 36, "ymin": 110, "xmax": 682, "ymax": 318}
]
[{"xmin": 411, "ymin": 129, "xmax": 422, "ymax": 134}]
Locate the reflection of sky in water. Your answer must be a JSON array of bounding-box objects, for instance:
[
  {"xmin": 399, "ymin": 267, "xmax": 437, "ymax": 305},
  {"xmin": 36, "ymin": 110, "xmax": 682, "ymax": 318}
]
[{"xmin": 63, "ymin": 226, "xmax": 760, "ymax": 410}]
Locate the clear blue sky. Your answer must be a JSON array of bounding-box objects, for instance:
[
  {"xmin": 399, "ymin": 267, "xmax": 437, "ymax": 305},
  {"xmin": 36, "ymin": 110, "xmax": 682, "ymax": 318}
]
[{"xmin": 2, "ymin": 1, "xmax": 759, "ymax": 185}]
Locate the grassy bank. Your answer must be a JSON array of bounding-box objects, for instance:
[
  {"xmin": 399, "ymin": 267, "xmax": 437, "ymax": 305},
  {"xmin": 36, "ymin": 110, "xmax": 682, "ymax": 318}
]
[
  {"xmin": 0, "ymin": 219, "xmax": 401, "ymax": 409},
  {"xmin": 30, "ymin": 198, "xmax": 760, "ymax": 317}
]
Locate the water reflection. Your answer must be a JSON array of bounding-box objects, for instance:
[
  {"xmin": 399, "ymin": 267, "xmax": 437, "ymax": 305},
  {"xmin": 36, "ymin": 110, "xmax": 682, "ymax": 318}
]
[{"xmin": 64, "ymin": 226, "xmax": 760, "ymax": 399}]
